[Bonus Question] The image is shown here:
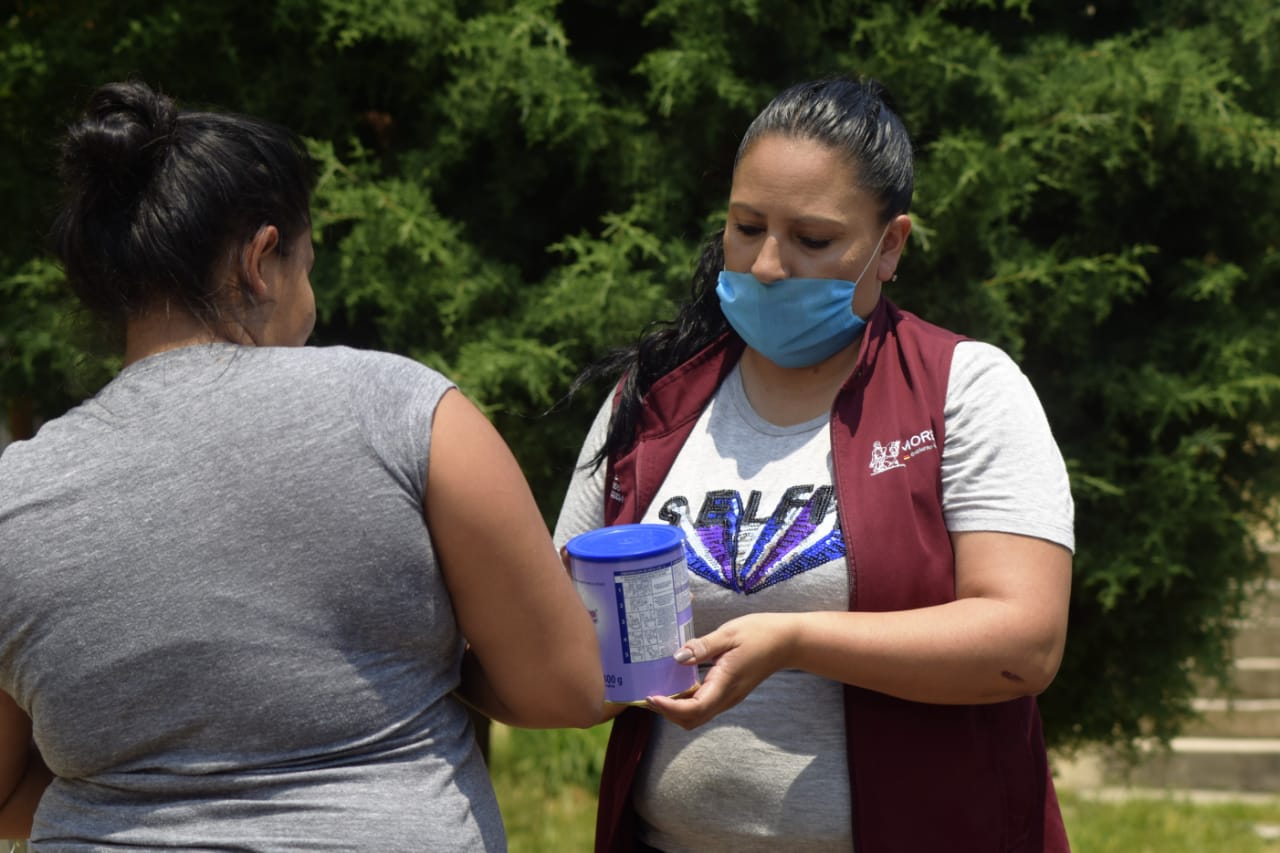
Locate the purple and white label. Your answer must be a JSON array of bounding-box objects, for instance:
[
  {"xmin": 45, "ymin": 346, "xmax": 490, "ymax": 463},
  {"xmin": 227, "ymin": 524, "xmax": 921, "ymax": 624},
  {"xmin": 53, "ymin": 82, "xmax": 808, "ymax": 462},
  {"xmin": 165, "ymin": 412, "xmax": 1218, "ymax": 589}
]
[{"xmin": 569, "ymin": 536, "xmax": 697, "ymax": 704}]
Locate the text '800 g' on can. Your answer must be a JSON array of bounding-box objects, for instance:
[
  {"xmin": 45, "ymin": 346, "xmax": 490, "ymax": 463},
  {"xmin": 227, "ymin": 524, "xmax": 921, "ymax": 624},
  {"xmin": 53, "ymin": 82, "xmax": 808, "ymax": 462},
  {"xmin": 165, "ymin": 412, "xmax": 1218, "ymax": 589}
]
[{"xmin": 565, "ymin": 524, "xmax": 698, "ymax": 705}]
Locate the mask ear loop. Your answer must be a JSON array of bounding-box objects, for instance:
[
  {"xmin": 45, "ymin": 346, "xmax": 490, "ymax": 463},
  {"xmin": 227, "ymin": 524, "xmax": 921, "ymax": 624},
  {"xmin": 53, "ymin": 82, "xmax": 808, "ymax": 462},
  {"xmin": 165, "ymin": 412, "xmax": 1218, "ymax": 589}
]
[{"xmin": 855, "ymin": 225, "xmax": 891, "ymax": 287}]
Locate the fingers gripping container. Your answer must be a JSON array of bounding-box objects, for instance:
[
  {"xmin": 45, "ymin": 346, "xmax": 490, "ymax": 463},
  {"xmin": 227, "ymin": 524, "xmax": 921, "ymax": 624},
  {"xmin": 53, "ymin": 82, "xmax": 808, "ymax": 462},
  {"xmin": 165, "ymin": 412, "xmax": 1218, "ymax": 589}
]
[{"xmin": 566, "ymin": 524, "xmax": 698, "ymax": 705}]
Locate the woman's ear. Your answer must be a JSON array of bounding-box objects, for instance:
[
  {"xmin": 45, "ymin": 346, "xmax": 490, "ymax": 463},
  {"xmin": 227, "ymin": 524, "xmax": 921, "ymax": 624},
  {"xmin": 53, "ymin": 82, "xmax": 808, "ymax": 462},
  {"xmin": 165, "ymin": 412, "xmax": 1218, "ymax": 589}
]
[
  {"xmin": 877, "ymin": 214, "xmax": 912, "ymax": 281},
  {"xmin": 239, "ymin": 225, "xmax": 281, "ymax": 304}
]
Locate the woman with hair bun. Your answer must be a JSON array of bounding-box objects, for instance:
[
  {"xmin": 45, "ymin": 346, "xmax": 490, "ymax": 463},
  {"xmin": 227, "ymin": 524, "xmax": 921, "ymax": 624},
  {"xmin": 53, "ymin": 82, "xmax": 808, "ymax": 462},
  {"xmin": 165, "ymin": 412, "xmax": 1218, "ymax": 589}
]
[
  {"xmin": 0, "ymin": 80, "xmax": 603, "ymax": 850},
  {"xmin": 555, "ymin": 77, "xmax": 1075, "ymax": 852}
]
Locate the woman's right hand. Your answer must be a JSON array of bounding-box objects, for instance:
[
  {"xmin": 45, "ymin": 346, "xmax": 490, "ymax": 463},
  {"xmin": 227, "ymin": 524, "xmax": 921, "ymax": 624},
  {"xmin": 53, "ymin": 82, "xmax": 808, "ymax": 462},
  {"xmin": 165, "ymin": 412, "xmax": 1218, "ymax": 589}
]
[{"xmin": 644, "ymin": 612, "xmax": 797, "ymax": 730}]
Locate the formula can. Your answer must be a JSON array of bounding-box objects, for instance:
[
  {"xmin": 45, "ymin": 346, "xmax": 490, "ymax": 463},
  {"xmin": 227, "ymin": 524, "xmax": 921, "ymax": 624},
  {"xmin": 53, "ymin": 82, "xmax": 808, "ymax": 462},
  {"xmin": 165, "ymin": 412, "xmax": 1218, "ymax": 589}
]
[{"xmin": 566, "ymin": 524, "xmax": 698, "ymax": 705}]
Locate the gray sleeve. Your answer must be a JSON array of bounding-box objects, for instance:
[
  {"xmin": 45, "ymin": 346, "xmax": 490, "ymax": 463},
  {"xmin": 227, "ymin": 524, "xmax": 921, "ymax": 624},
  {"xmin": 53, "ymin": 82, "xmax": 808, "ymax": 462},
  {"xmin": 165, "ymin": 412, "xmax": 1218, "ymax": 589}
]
[
  {"xmin": 941, "ymin": 342, "xmax": 1075, "ymax": 552},
  {"xmin": 552, "ymin": 394, "xmax": 612, "ymax": 549},
  {"xmin": 345, "ymin": 350, "xmax": 455, "ymax": 504}
]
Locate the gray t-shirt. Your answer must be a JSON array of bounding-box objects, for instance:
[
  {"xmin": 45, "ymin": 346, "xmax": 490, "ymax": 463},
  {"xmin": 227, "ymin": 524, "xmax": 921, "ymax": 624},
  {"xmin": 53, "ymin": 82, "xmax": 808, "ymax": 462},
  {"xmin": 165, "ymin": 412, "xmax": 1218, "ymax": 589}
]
[
  {"xmin": 0, "ymin": 344, "xmax": 503, "ymax": 851},
  {"xmin": 553, "ymin": 341, "xmax": 1075, "ymax": 852}
]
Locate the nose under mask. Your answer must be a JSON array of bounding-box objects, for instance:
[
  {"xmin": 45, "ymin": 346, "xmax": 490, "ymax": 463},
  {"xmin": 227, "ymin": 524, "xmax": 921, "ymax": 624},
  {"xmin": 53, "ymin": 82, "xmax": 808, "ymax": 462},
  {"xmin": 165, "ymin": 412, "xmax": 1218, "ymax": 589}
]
[{"xmin": 715, "ymin": 227, "xmax": 887, "ymax": 368}]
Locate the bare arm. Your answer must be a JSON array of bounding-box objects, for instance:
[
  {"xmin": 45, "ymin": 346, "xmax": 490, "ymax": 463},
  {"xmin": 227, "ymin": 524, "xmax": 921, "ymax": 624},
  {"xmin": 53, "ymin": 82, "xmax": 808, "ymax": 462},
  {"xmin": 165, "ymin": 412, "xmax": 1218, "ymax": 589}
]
[
  {"xmin": 0, "ymin": 691, "xmax": 52, "ymax": 838},
  {"xmin": 425, "ymin": 390, "xmax": 604, "ymax": 728},
  {"xmin": 649, "ymin": 531, "xmax": 1071, "ymax": 729}
]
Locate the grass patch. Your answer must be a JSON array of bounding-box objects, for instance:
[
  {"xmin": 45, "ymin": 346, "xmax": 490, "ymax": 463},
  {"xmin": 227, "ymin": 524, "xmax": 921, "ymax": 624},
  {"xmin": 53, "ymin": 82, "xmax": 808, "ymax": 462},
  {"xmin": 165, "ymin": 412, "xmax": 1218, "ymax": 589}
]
[
  {"xmin": 488, "ymin": 723, "xmax": 609, "ymax": 853},
  {"xmin": 1060, "ymin": 790, "xmax": 1280, "ymax": 852}
]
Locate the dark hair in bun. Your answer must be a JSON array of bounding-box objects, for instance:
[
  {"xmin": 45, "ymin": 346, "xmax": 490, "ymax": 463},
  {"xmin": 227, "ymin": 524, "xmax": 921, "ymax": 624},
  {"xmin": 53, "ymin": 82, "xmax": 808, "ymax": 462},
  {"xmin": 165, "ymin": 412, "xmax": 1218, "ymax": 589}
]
[{"xmin": 52, "ymin": 80, "xmax": 315, "ymax": 324}]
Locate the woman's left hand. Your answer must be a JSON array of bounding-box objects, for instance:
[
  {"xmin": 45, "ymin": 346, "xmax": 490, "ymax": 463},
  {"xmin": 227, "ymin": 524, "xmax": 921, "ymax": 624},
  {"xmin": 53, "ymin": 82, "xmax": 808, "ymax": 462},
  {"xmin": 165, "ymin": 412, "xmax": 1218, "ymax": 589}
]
[{"xmin": 644, "ymin": 613, "xmax": 796, "ymax": 729}]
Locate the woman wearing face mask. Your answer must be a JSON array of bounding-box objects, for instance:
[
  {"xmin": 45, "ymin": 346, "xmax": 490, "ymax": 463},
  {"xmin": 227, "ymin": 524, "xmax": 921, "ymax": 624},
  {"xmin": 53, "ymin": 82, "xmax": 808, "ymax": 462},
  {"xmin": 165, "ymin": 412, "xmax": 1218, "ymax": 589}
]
[
  {"xmin": 554, "ymin": 77, "xmax": 1074, "ymax": 852},
  {"xmin": 0, "ymin": 80, "xmax": 603, "ymax": 849}
]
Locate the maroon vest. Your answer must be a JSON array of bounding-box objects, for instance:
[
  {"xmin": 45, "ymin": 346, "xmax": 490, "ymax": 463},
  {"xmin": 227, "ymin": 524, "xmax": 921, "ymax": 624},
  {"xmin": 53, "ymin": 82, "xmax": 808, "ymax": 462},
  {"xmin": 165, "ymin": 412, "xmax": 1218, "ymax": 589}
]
[{"xmin": 595, "ymin": 298, "xmax": 1068, "ymax": 852}]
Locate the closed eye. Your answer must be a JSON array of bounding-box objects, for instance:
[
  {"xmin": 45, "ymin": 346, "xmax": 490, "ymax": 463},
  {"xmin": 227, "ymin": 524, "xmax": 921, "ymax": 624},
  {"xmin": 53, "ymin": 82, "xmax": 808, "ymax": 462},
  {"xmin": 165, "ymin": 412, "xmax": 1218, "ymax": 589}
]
[
  {"xmin": 800, "ymin": 237, "xmax": 832, "ymax": 249},
  {"xmin": 734, "ymin": 223, "xmax": 764, "ymax": 237}
]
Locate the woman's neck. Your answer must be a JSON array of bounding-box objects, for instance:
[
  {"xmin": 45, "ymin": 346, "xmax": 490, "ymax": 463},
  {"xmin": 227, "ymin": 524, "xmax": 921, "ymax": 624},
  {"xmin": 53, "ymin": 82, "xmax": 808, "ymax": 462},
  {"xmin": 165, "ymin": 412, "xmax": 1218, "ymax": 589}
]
[
  {"xmin": 737, "ymin": 340, "xmax": 861, "ymax": 427},
  {"xmin": 123, "ymin": 306, "xmax": 241, "ymax": 366}
]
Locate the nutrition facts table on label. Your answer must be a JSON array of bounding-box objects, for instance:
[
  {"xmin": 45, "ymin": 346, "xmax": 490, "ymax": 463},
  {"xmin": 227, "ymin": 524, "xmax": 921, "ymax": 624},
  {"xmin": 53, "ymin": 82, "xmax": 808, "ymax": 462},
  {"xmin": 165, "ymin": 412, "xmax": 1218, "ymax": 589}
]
[{"xmin": 615, "ymin": 561, "xmax": 681, "ymax": 664}]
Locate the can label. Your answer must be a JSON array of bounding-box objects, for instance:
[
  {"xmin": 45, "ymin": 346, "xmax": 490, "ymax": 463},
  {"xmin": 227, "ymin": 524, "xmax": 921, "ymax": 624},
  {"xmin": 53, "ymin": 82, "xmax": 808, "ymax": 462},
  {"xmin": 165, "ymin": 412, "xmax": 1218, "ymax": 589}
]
[{"xmin": 615, "ymin": 556, "xmax": 693, "ymax": 664}]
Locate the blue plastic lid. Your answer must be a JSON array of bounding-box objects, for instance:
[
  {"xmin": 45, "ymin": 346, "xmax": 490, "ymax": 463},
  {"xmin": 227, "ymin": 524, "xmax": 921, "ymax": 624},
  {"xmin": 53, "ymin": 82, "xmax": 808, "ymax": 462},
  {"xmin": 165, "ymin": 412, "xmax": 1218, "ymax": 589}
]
[{"xmin": 565, "ymin": 523, "xmax": 686, "ymax": 562}]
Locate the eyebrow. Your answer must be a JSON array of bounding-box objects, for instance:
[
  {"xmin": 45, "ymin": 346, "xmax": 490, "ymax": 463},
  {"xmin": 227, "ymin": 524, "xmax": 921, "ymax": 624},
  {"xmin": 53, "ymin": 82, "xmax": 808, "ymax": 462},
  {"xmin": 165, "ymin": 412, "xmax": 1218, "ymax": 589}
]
[{"xmin": 727, "ymin": 201, "xmax": 844, "ymax": 229}]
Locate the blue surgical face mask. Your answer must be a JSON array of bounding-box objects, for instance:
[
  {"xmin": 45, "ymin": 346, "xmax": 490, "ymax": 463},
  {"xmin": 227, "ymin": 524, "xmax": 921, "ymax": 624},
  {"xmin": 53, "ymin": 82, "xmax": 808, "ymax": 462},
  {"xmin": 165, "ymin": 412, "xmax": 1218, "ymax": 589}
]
[{"xmin": 716, "ymin": 228, "xmax": 888, "ymax": 368}]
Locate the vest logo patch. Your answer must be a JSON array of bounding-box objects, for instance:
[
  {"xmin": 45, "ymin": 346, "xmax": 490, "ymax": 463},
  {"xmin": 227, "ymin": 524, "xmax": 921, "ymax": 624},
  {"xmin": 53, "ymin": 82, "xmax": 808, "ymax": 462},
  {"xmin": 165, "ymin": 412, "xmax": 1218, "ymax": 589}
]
[{"xmin": 869, "ymin": 428, "xmax": 937, "ymax": 476}]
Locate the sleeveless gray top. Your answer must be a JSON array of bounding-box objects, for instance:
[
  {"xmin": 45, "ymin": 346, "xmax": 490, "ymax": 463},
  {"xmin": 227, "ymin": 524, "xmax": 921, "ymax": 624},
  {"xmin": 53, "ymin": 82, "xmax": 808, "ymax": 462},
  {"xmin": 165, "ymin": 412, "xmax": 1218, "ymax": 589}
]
[{"xmin": 0, "ymin": 344, "xmax": 502, "ymax": 851}]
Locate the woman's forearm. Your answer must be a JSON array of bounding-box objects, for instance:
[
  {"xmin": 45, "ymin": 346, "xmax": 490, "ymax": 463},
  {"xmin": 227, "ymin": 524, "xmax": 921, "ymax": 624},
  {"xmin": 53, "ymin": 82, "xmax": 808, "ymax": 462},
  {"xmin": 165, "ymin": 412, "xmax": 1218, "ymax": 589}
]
[
  {"xmin": 783, "ymin": 596, "xmax": 1066, "ymax": 705},
  {"xmin": 455, "ymin": 649, "xmax": 518, "ymax": 725},
  {"xmin": 781, "ymin": 531, "xmax": 1072, "ymax": 705},
  {"xmin": 456, "ymin": 647, "xmax": 607, "ymax": 730}
]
